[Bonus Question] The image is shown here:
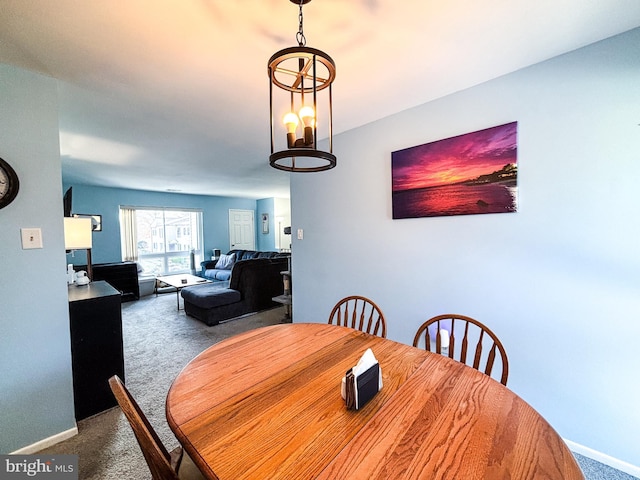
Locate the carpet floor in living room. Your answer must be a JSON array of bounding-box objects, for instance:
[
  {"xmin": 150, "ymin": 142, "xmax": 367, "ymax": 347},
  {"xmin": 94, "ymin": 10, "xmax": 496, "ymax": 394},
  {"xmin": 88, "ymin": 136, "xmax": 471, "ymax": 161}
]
[{"xmin": 38, "ymin": 292, "xmax": 636, "ymax": 479}]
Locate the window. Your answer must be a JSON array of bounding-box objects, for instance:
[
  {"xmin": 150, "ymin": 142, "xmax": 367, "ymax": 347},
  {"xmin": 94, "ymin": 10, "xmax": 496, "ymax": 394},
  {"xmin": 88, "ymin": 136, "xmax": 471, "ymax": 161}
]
[{"xmin": 120, "ymin": 207, "xmax": 203, "ymax": 276}]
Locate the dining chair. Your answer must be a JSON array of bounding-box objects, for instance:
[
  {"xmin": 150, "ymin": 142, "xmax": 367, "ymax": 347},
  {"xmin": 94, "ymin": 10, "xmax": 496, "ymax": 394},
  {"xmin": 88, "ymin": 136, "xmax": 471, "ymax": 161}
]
[
  {"xmin": 412, "ymin": 314, "xmax": 509, "ymax": 385},
  {"xmin": 328, "ymin": 295, "xmax": 387, "ymax": 338},
  {"xmin": 108, "ymin": 375, "xmax": 205, "ymax": 480}
]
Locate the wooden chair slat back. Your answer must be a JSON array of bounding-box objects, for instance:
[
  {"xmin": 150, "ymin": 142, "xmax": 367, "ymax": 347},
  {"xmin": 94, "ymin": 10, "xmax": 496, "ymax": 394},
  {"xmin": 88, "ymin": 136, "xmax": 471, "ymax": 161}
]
[
  {"xmin": 472, "ymin": 328, "xmax": 485, "ymax": 370},
  {"xmin": 328, "ymin": 295, "xmax": 387, "ymax": 338},
  {"xmin": 412, "ymin": 314, "xmax": 509, "ymax": 386},
  {"xmin": 432, "ymin": 318, "xmax": 440, "ymax": 353},
  {"xmin": 486, "ymin": 344, "xmax": 498, "ymax": 376},
  {"xmin": 109, "ymin": 375, "xmax": 181, "ymax": 480},
  {"xmin": 448, "ymin": 320, "xmax": 456, "ymax": 359},
  {"xmin": 460, "ymin": 321, "xmax": 469, "ymax": 365}
]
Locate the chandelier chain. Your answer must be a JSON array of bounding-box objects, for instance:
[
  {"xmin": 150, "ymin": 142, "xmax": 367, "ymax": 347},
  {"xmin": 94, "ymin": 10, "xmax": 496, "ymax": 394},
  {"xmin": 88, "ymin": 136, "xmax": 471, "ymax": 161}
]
[{"xmin": 296, "ymin": 0, "xmax": 306, "ymax": 46}]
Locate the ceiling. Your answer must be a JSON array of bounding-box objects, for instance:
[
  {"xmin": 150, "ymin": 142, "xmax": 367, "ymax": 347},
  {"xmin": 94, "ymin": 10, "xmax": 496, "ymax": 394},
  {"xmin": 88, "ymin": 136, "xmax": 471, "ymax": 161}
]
[{"xmin": 1, "ymin": 1, "xmax": 639, "ymax": 199}]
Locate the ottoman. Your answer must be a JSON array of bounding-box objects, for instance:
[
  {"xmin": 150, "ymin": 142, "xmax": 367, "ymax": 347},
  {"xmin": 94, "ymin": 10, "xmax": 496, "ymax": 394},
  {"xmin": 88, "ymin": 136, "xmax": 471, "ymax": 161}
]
[{"xmin": 181, "ymin": 284, "xmax": 242, "ymax": 326}]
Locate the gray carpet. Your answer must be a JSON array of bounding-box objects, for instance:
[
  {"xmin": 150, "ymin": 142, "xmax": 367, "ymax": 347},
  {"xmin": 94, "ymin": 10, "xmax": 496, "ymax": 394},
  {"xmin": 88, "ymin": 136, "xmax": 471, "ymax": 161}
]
[
  {"xmin": 38, "ymin": 293, "xmax": 636, "ymax": 479},
  {"xmin": 574, "ymin": 453, "xmax": 638, "ymax": 480}
]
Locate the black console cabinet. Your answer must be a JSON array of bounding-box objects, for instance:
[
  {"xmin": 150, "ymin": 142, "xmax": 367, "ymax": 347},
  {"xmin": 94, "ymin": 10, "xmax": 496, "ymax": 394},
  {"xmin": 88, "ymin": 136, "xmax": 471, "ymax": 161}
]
[{"xmin": 68, "ymin": 281, "xmax": 124, "ymax": 421}]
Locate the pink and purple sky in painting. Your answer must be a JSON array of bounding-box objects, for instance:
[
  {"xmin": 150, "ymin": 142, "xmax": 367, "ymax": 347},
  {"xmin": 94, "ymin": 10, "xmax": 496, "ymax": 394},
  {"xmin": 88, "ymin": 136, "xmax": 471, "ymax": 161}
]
[{"xmin": 392, "ymin": 122, "xmax": 517, "ymax": 192}]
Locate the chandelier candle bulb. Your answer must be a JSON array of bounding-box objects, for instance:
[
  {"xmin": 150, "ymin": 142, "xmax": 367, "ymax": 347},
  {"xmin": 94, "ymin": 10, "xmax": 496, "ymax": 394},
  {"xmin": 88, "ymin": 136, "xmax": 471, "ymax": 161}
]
[
  {"xmin": 283, "ymin": 112, "xmax": 300, "ymax": 148},
  {"xmin": 299, "ymin": 105, "xmax": 315, "ymax": 145}
]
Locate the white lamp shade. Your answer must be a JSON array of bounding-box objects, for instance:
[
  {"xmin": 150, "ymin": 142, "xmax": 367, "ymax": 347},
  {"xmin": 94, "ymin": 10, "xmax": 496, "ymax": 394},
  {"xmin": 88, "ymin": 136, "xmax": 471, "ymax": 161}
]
[{"xmin": 64, "ymin": 217, "xmax": 93, "ymax": 250}]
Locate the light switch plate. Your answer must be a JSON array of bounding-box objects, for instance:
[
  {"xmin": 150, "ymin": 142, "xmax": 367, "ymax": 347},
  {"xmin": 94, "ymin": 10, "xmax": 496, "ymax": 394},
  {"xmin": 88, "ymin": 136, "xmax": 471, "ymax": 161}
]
[
  {"xmin": 21, "ymin": 228, "xmax": 43, "ymax": 249},
  {"xmin": 297, "ymin": 228, "xmax": 304, "ymax": 240}
]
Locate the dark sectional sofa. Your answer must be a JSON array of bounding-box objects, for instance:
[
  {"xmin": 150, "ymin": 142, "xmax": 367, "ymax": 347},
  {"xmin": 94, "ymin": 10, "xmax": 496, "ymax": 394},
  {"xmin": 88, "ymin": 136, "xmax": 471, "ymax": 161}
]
[
  {"xmin": 182, "ymin": 252, "xmax": 289, "ymax": 326},
  {"xmin": 200, "ymin": 249, "xmax": 286, "ymax": 281}
]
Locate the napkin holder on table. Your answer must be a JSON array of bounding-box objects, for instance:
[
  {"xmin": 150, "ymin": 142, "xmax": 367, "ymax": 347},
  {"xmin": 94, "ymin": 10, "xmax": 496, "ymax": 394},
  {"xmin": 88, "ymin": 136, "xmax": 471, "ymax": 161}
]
[{"xmin": 342, "ymin": 348, "xmax": 383, "ymax": 410}]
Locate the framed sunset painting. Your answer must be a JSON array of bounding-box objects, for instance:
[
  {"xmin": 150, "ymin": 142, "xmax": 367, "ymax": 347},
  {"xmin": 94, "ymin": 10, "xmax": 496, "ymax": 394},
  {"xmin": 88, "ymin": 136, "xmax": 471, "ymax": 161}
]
[{"xmin": 392, "ymin": 122, "xmax": 518, "ymax": 219}]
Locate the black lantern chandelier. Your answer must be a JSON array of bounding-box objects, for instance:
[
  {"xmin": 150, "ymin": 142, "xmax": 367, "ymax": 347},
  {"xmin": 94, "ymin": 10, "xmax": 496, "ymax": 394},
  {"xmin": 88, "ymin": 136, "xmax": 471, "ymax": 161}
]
[{"xmin": 268, "ymin": 0, "xmax": 336, "ymax": 172}]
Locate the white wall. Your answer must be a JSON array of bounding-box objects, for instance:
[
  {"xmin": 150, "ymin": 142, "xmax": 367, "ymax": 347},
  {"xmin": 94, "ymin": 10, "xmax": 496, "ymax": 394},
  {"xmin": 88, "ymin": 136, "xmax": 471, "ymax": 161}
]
[
  {"xmin": 291, "ymin": 28, "xmax": 640, "ymax": 468},
  {"xmin": 0, "ymin": 65, "xmax": 76, "ymax": 453}
]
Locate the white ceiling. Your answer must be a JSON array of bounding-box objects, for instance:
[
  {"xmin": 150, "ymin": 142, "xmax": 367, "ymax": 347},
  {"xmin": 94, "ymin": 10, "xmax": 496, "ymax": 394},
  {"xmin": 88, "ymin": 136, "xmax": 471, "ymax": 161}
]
[{"xmin": 1, "ymin": 1, "xmax": 639, "ymax": 199}]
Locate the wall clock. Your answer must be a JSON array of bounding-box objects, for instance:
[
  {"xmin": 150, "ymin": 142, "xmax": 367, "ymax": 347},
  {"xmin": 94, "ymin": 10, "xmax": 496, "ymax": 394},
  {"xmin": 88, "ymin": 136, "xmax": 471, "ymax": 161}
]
[{"xmin": 0, "ymin": 157, "xmax": 20, "ymax": 209}]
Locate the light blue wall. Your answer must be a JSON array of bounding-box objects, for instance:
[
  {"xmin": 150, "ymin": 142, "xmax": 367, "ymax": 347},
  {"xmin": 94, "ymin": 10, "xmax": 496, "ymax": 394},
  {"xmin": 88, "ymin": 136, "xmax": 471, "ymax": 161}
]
[
  {"xmin": 256, "ymin": 197, "xmax": 276, "ymax": 251},
  {"xmin": 63, "ymin": 184, "xmax": 257, "ymax": 264},
  {"xmin": 291, "ymin": 28, "xmax": 640, "ymax": 467},
  {"xmin": 0, "ymin": 65, "xmax": 76, "ymax": 453}
]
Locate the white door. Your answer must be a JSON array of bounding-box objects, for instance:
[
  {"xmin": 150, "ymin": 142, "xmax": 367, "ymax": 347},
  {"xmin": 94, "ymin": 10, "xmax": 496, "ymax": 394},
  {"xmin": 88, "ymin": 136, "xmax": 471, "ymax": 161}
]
[{"xmin": 229, "ymin": 209, "xmax": 255, "ymax": 250}]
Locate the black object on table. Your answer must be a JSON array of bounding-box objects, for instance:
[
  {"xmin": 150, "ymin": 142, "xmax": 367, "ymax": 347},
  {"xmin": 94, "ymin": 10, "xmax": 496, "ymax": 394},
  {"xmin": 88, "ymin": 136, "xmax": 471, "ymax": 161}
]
[{"xmin": 74, "ymin": 261, "xmax": 139, "ymax": 302}]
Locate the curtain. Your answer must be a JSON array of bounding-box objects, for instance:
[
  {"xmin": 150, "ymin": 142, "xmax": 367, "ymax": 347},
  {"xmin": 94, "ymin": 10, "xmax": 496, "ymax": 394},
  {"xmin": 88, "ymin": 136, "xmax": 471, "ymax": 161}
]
[{"xmin": 120, "ymin": 207, "xmax": 138, "ymax": 262}]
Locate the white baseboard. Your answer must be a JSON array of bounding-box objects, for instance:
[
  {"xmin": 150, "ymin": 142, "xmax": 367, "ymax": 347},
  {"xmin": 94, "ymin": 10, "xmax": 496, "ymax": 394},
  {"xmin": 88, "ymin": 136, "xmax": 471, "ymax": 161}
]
[
  {"xmin": 11, "ymin": 427, "xmax": 78, "ymax": 454},
  {"xmin": 565, "ymin": 439, "xmax": 640, "ymax": 478}
]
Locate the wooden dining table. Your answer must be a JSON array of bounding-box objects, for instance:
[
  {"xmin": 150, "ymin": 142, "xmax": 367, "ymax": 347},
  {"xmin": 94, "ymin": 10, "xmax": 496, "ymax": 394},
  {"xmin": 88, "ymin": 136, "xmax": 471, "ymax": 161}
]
[{"xmin": 166, "ymin": 323, "xmax": 584, "ymax": 480}]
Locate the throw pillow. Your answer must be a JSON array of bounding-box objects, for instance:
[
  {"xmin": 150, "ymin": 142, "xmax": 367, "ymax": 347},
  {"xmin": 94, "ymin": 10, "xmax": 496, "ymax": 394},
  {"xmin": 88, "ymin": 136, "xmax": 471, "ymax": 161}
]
[{"xmin": 216, "ymin": 253, "xmax": 236, "ymax": 270}]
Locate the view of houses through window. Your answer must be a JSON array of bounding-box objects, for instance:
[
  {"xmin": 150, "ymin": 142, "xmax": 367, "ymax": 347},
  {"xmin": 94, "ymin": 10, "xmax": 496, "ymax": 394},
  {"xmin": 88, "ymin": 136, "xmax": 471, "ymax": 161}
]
[{"xmin": 124, "ymin": 207, "xmax": 203, "ymax": 276}]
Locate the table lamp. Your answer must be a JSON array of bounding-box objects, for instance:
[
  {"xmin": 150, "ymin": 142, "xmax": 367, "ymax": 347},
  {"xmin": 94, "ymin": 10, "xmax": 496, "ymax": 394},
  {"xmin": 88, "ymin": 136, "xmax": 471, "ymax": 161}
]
[{"xmin": 64, "ymin": 217, "xmax": 93, "ymax": 280}]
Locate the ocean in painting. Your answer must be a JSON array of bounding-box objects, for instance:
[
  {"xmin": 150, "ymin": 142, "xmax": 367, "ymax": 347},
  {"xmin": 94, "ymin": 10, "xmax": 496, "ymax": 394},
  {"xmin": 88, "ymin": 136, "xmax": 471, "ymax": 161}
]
[{"xmin": 392, "ymin": 181, "xmax": 517, "ymax": 219}]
